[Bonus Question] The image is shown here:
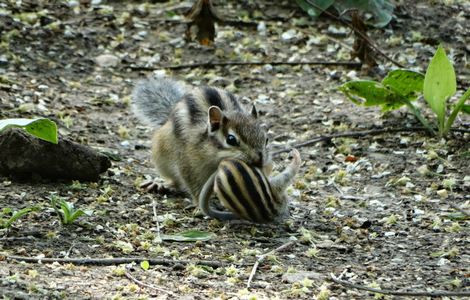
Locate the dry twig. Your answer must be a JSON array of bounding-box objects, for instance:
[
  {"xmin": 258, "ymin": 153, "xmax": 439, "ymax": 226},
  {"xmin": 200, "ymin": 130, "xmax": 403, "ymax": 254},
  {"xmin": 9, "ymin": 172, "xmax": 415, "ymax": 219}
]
[
  {"xmin": 330, "ymin": 273, "xmax": 470, "ymax": 297},
  {"xmin": 272, "ymin": 126, "xmax": 470, "ymax": 156},
  {"xmin": 7, "ymin": 255, "xmax": 233, "ymax": 268},
  {"xmin": 247, "ymin": 240, "xmax": 297, "ymax": 288},
  {"xmin": 0, "ymin": 236, "xmax": 36, "ymax": 242},
  {"xmin": 449, "ymin": 203, "xmax": 470, "ymax": 217},
  {"xmin": 152, "ymin": 200, "xmax": 162, "ymax": 242},
  {"xmin": 125, "ymin": 272, "xmax": 174, "ymax": 295},
  {"xmin": 350, "ymin": 11, "xmax": 377, "ymax": 68},
  {"xmin": 130, "ymin": 60, "xmax": 362, "ymax": 71}
]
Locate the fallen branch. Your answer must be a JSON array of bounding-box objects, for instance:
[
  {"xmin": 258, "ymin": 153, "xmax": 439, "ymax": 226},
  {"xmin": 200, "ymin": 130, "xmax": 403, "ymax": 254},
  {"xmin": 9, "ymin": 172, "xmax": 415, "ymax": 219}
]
[
  {"xmin": 152, "ymin": 200, "xmax": 163, "ymax": 242},
  {"xmin": 125, "ymin": 272, "xmax": 175, "ymax": 295},
  {"xmin": 330, "ymin": 273, "xmax": 470, "ymax": 297},
  {"xmin": 130, "ymin": 60, "xmax": 362, "ymax": 71},
  {"xmin": 272, "ymin": 126, "xmax": 470, "ymax": 156},
  {"xmin": 0, "ymin": 236, "xmax": 36, "ymax": 242},
  {"xmin": 247, "ymin": 240, "xmax": 297, "ymax": 288},
  {"xmin": 6, "ymin": 255, "xmax": 233, "ymax": 268},
  {"xmin": 449, "ymin": 203, "xmax": 470, "ymax": 217}
]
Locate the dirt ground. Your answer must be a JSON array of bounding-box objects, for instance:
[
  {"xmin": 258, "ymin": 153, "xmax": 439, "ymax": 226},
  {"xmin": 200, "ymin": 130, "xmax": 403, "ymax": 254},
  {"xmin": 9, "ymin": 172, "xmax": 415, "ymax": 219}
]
[{"xmin": 0, "ymin": 0, "xmax": 469, "ymax": 299}]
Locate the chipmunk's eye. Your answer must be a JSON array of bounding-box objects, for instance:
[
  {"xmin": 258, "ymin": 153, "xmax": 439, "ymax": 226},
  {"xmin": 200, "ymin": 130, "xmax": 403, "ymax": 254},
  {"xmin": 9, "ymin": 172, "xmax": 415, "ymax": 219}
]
[{"xmin": 226, "ymin": 134, "xmax": 239, "ymax": 146}]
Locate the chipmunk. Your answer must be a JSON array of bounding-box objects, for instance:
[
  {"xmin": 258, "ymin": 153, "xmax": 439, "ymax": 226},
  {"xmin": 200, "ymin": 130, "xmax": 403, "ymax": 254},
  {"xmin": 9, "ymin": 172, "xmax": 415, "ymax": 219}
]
[
  {"xmin": 132, "ymin": 77, "xmax": 271, "ymax": 208},
  {"xmin": 199, "ymin": 149, "xmax": 301, "ymax": 223}
]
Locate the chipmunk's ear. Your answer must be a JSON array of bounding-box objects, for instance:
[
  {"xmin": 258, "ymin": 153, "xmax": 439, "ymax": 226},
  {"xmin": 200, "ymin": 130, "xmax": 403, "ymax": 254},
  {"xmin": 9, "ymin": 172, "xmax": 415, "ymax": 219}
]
[
  {"xmin": 208, "ymin": 106, "xmax": 223, "ymax": 132},
  {"xmin": 251, "ymin": 104, "xmax": 258, "ymax": 118}
]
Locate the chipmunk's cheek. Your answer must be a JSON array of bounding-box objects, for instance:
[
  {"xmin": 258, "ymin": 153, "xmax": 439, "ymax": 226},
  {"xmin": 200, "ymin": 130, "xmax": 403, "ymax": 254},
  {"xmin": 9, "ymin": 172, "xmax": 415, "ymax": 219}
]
[
  {"xmin": 246, "ymin": 151, "xmax": 263, "ymax": 168},
  {"xmin": 263, "ymin": 161, "xmax": 273, "ymax": 176}
]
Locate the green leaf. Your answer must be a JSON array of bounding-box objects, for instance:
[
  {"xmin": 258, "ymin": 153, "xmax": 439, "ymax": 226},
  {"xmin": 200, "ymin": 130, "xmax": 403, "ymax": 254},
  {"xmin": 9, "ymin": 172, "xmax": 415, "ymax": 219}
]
[
  {"xmin": 2, "ymin": 208, "xmax": 13, "ymax": 214},
  {"xmin": 423, "ymin": 46, "xmax": 456, "ymax": 130},
  {"xmin": 339, "ymin": 80, "xmax": 404, "ymax": 111},
  {"xmin": 0, "ymin": 118, "xmax": 58, "ymax": 144},
  {"xmin": 0, "ymin": 207, "xmax": 38, "ymax": 229},
  {"xmin": 382, "ymin": 69, "xmax": 424, "ymax": 100},
  {"xmin": 140, "ymin": 260, "xmax": 150, "ymax": 271},
  {"xmin": 60, "ymin": 201, "xmax": 73, "ymax": 224},
  {"xmin": 69, "ymin": 209, "xmax": 91, "ymax": 223},
  {"xmin": 445, "ymin": 88, "xmax": 470, "ymax": 133},
  {"xmin": 161, "ymin": 230, "xmax": 216, "ymax": 242},
  {"xmin": 462, "ymin": 104, "xmax": 470, "ymax": 114},
  {"xmin": 296, "ymin": 0, "xmax": 335, "ymax": 18}
]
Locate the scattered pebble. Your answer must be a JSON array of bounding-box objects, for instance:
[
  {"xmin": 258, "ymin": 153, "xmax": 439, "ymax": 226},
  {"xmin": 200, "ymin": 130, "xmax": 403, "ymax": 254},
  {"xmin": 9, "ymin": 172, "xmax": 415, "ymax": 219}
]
[
  {"xmin": 281, "ymin": 29, "xmax": 297, "ymax": 41},
  {"xmin": 95, "ymin": 54, "xmax": 119, "ymax": 68}
]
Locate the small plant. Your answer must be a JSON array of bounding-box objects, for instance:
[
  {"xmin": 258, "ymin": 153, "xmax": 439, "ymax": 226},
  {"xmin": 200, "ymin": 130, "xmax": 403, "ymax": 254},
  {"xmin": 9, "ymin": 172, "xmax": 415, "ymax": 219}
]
[
  {"xmin": 0, "ymin": 207, "xmax": 38, "ymax": 229},
  {"xmin": 0, "ymin": 118, "xmax": 58, "ymax": 144},
  {"xmin": 340, "ymin": 45, "xmax": 470, "ymax": 137},
  {"xmin": 50, "ymin": 196, "xmax": 92, "ymax": 225}
]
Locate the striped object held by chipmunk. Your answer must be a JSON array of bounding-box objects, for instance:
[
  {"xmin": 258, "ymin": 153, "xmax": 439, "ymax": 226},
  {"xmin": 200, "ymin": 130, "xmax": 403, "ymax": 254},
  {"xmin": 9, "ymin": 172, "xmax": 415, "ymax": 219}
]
[{"xmin": 199, "ymin": 149, "xmax": 301, "ymax": 223}]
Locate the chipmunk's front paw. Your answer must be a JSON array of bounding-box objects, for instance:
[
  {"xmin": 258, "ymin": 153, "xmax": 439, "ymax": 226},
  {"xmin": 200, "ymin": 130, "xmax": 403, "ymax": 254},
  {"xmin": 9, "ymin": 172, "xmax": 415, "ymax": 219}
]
[{"xmin": 140, "ymin": 179, "xmax": 182, "ymax": 196}]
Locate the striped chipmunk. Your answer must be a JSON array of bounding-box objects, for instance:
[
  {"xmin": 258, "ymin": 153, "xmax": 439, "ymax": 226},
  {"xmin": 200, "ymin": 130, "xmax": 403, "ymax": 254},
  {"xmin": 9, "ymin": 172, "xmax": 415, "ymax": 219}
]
[
  {"xmin": 199, "ymin": 149, "xmax": 301, "ymax": 223},
  {"xmin": 132, "ymin": 76, "xmax": 272, "ymax": 210}
]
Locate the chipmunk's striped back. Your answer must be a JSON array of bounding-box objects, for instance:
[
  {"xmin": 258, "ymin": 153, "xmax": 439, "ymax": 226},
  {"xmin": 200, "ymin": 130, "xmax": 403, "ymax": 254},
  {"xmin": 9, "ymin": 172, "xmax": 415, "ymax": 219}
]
[{"xmin": 214, "ymin": 159, "xmax": 286, "ymax": 223}]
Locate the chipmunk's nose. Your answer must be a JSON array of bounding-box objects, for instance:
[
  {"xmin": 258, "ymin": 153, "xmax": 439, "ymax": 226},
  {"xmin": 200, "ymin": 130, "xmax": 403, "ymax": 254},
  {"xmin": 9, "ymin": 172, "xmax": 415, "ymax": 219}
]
[{"xmin": 253, "ymin": 152, "xmax": 263, "ymax": 168}]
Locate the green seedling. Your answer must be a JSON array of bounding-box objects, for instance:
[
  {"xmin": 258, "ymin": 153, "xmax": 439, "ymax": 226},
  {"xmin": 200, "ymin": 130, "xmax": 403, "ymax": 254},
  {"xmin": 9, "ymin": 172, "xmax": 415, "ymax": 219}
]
[
  {"xmin": 0, "ymin": 207, "xmax": 38, "ymax": 229},
  {"xmin": 50, "ymin": 196, "xmax": 92, "ymax": 225},
  {"xmin": 0, "ymin": 118, "xmax": 58, "ymax": 144},
  {"xmin": 340, "ymin": 45, "xmax": 469, "ymax": 137},
  {"xmin": 424, "ymin": 46, "xmax": 470, "ymax": 136}
]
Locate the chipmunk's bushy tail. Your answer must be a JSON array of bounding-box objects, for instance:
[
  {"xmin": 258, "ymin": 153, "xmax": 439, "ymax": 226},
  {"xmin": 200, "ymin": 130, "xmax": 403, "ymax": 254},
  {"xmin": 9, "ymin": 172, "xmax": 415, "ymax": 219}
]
[{"xmin": 132, "ymin": 77, "xmax": 188, "ymax": 126}]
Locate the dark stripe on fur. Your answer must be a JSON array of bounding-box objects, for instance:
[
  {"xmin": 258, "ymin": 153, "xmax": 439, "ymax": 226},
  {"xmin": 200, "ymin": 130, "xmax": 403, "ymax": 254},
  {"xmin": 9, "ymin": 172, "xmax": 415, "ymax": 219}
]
[
  {"xmin": 209, "ymin": 136, "xmax": 224, "ymax": 149},
  {"xmin": 252, "ymin": 167, "xmax": 277, "ymax": 216},
  {"xmin": 185, "ymin": 95, "xmax": 204, "ymax": 124},
  {"xmin": 232, "ymin": 161, "xmax": 271, "ymax": 222},
  {"xmin": 227, "ymin": 92, "xmax": 242, "ymax": 110},
  {"xmin": 222, "ymin": 164, "xmax": 258, "ymax": 221},
  {"xmin": 216, "ymin": 176, "xmax": 243, "ymax": 217},
  {"xmin": 203, "ymin": 87, "xmax": 225, "ymax": 110},
  {"xmin": 171, "ymin": 115, "xmax": 184, "ymax": 138}
]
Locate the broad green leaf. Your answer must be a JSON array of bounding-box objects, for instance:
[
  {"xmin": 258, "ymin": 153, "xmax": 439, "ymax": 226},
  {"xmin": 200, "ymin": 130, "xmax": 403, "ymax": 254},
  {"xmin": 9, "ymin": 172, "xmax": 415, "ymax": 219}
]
[
  {"xmin": 69, "ymin": 209, "xmax": 92, "ymax": 222},
  {"xmin": 462, "ymin": 104, "xmax": 470, "ymax": 114},
  {"xmin": 59, "ymin": 201, "xmax": 72, "ymax": 223},
  {"xmin": 339, "ymin": 80, "xmax": 404, "ymax": 111},
  {"xmin": 382, "ymin": 69, "xmax": 424, "ymax": 100},
  {"xmin": 423, "ymin": 46, "xmax": 456, "ymax": 128},
  {"xmin": 296, "ymin": 0, "xmax": 335, "ymax": 17},
  {"xmin": 0, "ymin": 207, "xmax": 38, "ymax": 229},
  {"xmin": 161, "ymin": 230, "xmax": 216, "ymax": 242},
  {"xmin": 0, "ymin": 118, "xmax": 58, "ymax": 144},
  {"xmin": 2, "ymin": 208, "xmax": 13, "ymax": 214},
  {"xmin": 140, "ymin": 260, "xmax": 150, "ymax": 271},
  {"xmin": 445, "ymin": 88, "xmax": 470, "ymax": 133}
]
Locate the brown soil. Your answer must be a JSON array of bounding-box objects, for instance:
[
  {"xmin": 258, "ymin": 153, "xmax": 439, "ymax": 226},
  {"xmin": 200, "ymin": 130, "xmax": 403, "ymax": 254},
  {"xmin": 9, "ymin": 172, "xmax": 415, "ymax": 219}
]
[{"xmin": 0, "ymin": 1, "xmax": 469, "ymax": 299}]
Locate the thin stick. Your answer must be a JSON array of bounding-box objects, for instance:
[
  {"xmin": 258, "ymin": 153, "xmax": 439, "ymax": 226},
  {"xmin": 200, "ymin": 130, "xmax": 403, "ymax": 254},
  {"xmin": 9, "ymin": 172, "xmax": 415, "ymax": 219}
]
[
  {"xmin": 130, "ymin": 60, "xmax": 362, "ymax": 71},
  {"xmin": 247, "ymin": 240, "xmax": 297, "ymax": 288},
  {"xmin": 330, "ymin": 273, "xmax": 470, "ymax": 297},
  {"xmin": 272, "ymin": 126, "xmax": 470, "ymax": 156},
  {"xmin": 125, "ymin": 272, "xmax": 175, "ymax": 295},
  {"xmin": 449, "ymin": 203, "xmax": 470, "ymax": 217},
  {"xmin": 152, "ymin": 200, "xmax": 162, "ymax": 242},
  {"xmin": 0, "ymin": 236, "xmax": 36, "ymax": 241},
  {"xmin": 64, "ymin": 241, "xmax": 75, "ymax": 258},
  {"xmin": 6, "ymin": 255, "xmax": 232, "ymax": 268}
]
